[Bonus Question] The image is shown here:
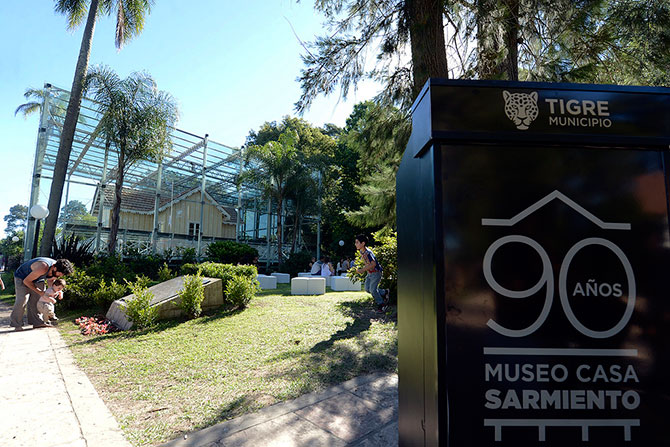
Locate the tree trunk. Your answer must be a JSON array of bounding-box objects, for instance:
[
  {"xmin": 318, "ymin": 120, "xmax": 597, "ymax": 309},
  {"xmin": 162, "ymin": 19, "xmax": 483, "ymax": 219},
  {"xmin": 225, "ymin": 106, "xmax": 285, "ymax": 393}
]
[
  {"xmin": 40, "ymin": 0, "xmax": 100, "ymax": 256},
  {"xmin": 276, "ymin": 194, "xmax": 283, "ymax": 267},
  {"xmin": 107, "ymin": 153, "xmax": 125, "ymax": 254},
  {"xmin": 406, "ymin": 0, "xmax": 449, "ymax": 98},
  {"xmin": 502, "ymin": 0, "xmax": 520, "ymax": 81},
  {"xmin": 290, "ymin": 205, "xmax": 300, "ymax": 254},
  {"xmin": 476, "ymin": 0, "xmax": 503, "ymax": 79}
]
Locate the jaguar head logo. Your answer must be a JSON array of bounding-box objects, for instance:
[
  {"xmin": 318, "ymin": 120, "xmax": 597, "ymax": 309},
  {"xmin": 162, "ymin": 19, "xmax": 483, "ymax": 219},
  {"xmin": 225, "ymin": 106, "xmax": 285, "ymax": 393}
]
[{"xmin": 503, "ymin": 90, "xmax": 539, "ymax": 130}]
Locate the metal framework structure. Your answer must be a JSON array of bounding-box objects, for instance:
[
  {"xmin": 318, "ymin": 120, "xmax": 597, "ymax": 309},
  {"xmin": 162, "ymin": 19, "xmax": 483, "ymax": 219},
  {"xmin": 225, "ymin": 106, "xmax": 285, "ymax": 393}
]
[{"xmin": 24, "ymin": 84, "xmax": 313, "ymax": 263}]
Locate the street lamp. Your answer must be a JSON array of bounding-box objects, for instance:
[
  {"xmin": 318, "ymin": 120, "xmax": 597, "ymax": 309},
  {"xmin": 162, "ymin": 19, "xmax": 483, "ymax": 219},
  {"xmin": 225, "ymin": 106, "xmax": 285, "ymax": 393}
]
[
  {"xmin": 12, "ymin": 236, "xmax": 19, "ymax": 243},
  {"xmin": 30, "ymin": 204, "xmax": 49, "ymax": 259}
]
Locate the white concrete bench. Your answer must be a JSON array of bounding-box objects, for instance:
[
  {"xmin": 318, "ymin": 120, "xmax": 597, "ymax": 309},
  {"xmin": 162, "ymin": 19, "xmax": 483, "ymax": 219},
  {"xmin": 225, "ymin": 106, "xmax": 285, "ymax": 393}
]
[
  {"xmin": 291, "ymin": 277, "xmax": 326, "ymax": 295},
  {"xmin": 256, "ymin": 274, "xmax": 278, "ymax": 290},
  {"xmin": 297, "ymin": 272, "xmax": 313, "ymax": 277},
  {"xmin": 331, "ymin": 276, "xmax": 362, "ymax": 291},
  {"xmin": 271, "ymin": 272, "xmax": 290, "ymax": 284}
]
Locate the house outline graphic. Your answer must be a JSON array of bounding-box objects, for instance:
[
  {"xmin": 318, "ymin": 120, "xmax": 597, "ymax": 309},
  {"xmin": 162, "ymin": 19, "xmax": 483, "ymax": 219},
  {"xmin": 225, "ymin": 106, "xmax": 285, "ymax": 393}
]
[{"xmin": 481, "ymin": 190, "xmax": 631, "ymax": 230}]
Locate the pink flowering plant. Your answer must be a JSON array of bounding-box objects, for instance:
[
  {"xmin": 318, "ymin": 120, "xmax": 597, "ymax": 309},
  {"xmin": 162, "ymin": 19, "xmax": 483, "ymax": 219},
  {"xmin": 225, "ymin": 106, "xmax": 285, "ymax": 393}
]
[{"xmin": 74, "ymin": 315, "xmax": 119, "ymax": 336}]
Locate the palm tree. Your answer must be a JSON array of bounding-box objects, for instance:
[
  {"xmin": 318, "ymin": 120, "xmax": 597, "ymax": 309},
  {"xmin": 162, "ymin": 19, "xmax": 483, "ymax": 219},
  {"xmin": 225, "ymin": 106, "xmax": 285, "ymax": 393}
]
[
  {"xmin": 40, "ymin": 0, "xmax": 154, "ymax": 256},
  {"xmin": 240, "ymin": 130, "xmax": 301, "ymax": 267},
  {"xmin": 84, "ymin": 65, "xmax": 178, "ymax": 253},
  {"xmin": 14, "ymin": 88, "xmax": 49, "ymax": 118},
  {"xmin": 15, "ymin": 86, "xmax": 79, "ymax": 128}
]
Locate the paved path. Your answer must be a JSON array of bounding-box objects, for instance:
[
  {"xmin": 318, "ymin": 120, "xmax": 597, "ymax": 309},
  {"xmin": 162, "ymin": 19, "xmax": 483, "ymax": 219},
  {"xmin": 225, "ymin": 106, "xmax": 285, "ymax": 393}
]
[
  {"xmin": 159, "ymin": 373, "xmax": 398, "ymax": 447},
  {"xmin": 0, "ymin": 301, "xmax": 399, "ymax": 447},
  {"xmin": 0, "ymin": 302, "xmax": 130, "ymax": 447}
]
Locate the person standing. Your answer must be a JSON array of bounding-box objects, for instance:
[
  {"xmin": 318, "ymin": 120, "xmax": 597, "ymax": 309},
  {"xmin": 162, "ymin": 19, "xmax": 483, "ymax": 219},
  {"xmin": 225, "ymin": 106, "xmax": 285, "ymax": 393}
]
[
  {"xmin": 36, "ymin": 278, "xmax": 66, "ymax": 326},
  {"xmin": 10, "ymin": 257, "xmax": 74, "ymax": 330},
  {"xmin": 354, "ymin": 235, "xmax": 388, "ymax": 312}
]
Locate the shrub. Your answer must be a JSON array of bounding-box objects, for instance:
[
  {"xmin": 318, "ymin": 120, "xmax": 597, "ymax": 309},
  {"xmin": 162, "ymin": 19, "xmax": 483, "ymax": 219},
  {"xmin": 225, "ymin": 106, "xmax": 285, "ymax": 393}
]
[
  {"xmin": 124, "ymin": 250, "xmax": 164, "ymax": 280},
  {"xmin": 205, "ymin": 240, "xmax": 258, "ymax": 265},
  {"xmin": 92, "ymin": 278, "xmax": 127, "ymax": 311},
  {"xmin": 180, "ymin": 263, "xmax": 199, "ymax": 275},
  {"xmin": 85, "ymin": 255, "xmax": 134, "ymax": 284},
  {"xmin": 122, "ymin": 279, "xmax": 158, "ymax": 330},
  {"xmin": 372, "ymin": 230, "xmax": 397, "ymax": 301},
  {"xmin": 62, "ymin": 269, "xmax": 100, "ymax": 310},
  {"xmin": 282, "ymin": 250, "xmax": 313, "ymax": 277},
  {"xmin": 181, "ymin": 262, "xmax": 258, "ymax": 307},
  {"xmin": 225, "ymin": 274, "xmax": 259, "ymax": 309},
  {"xmin": 201, "ymin": 262, "xmax": 257, "ymax": 294},
  {"xmin": 158, "ymin": 263, "xmax": 174, "ymax": 282},
  {"xmin": 177, "ymin": 274, "xmax": 205, "ymax": 318},
  {"xmin": 177, "ymin": 246, "xmax": 197, "ymax": 264},
  {"xmin": 51, "ymin": 233, "xmax": 94, "ymax": 266}
]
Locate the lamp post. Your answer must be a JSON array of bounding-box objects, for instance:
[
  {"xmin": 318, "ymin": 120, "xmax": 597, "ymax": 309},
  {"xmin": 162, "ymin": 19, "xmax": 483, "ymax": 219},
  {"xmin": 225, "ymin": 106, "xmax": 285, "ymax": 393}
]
[{"xmin": 30, "ymin": 204, "xmax": 49, "ymax": 259}]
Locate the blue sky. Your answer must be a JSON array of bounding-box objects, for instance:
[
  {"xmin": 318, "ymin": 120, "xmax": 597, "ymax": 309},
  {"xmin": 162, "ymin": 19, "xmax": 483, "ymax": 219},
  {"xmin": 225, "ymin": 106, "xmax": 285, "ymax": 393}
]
[{"xmin": 0, "ymin": 0, "xmax": 379, "ymax": 235}]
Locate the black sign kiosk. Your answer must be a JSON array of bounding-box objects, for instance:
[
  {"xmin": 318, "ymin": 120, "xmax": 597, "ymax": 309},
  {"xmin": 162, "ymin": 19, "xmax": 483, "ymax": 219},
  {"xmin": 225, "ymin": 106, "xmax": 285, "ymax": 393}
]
[{"xmin": 397, "ymin": 79, "xmax": 670, "ymax": 446}]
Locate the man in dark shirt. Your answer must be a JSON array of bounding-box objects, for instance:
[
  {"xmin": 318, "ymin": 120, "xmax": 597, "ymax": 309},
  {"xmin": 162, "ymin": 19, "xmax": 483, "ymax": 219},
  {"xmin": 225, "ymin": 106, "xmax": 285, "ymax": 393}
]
[{"xmin": 10, "ymin": 257, "xmax": 74, "ymax": 330}]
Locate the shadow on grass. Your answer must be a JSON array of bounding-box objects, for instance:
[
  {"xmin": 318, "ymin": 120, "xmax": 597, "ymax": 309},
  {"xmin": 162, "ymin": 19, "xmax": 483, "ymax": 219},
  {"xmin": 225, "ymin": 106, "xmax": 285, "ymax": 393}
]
[
  {"xmin": 194, "ymin": 307, "xmax": 244, "ymax": 324},
  {"xmin": 309, "ymin": 300, "xmax": 376, "ymax": 353},
  {"xmin": 193, "ymin": 394, "xmax": 266, "ymax": 432},
  {"xmin": 261, "ymin": 298, "xmax": 397, "ymax": 391}
]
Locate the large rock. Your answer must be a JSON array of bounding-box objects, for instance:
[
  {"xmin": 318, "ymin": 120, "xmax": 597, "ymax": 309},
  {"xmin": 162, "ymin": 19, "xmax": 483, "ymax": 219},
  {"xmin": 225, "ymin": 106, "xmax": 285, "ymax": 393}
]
[{"xmin": 106, "ymin": 276, "xmax": 223, "ymax": 330}]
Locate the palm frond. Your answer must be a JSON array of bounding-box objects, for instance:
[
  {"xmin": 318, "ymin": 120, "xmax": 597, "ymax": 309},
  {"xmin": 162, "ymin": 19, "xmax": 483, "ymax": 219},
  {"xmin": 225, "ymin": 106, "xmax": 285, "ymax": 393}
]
[
  {"xmin": 14, "ymin": 102, "xmax": 41, "ymax": 118},
  {"xmin": 54, "ymin": 0, "xmax": 90, "ymax": 30}
]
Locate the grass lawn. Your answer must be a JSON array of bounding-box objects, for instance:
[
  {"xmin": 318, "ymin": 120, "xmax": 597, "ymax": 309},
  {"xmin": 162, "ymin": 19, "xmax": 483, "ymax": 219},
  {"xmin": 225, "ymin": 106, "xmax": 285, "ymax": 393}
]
[
  {"xmin": 57, "ymin": 284, "xmax": 398, "ymax": 447},
  {"xmin": 0, "ymin": 272, "xmax": 15, "ymax": 305}
]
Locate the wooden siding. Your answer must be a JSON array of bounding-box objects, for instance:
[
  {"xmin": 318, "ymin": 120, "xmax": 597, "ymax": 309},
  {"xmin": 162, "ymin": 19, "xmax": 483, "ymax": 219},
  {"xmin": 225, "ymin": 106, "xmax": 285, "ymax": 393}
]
[
  {"xmin": 108, "ymin": 190, "xmax": 236, "ymax": 238},
  {"xmin": 108, "ymin": 210, "xmax": 154, "ymax": 232}
]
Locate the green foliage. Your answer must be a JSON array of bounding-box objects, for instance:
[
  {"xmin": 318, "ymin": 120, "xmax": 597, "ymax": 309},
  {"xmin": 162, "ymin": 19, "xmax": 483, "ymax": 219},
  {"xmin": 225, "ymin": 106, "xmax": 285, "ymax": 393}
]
[
  {"xmin": 0, "ymin": 232, "xmax": 24, "ymax": 270},
  {"xmin": 177, "ymin": 246, "xmax": 197, "ymax": 264},
  {"xmin": 157, "ymin": 263, "xmax": 174, "ymax": 282},
  {"xmin": 85, "ymin": 255, "xmax": 134, "ymax": 284},
  {"xmin": 161, "ymin": 247, "xmax": 176, "ymax": 264},
  {"xmin": 244, "ymin": 117, "xmax": 337, "ymax": 257},
  {"xmin": 296, "ymin": 0, "xmax": 427, "ymax": 111},
  {"xmin": 92, "ymin": 278, "xmax": 127, "ymax": 311},
  {"xmin": 372, "ymin": 229, "xmax": 397, "ymax": 303},
  {"xmin": 347, "ymin": 230, "xmax": 397, "ymax": 303},
  {"xmin": 180, "ymin": 263, "xmax": 199, "ymax": 276},
  {"xmin": 55, "ymin": 0, "xmax": 152, "ymax": 50},
  {"xmin": 122, "ymin": 279, "xmax": 158, "ymax": 330},
  {"xmin": 59, "ymin": 200, "xmax": 93, "ymax": 226},
  {"xmin": 51, "ymin": 233, "xmax": 94, "ymax": 266},
  {"xmin": 177, "ymin": 274, "xmax": 205, "ymax": 318},
  {"xmin": 62, "ymin": 269, "xmax": 99, "ymax": 310},
  {"xmin": 282, "ymin": 251, "xmax": 314, "ymax": 277},
  {"xmin": 205, "ymin": 241, "xmax": 258, "ymax": 265},
  {"xmin": 84, "ymin": 65, "xmax": 179, "ymax": 254},
  {"xmin": 241, "ymin": 129, "xmax": 301, "ymax": 265},
  {"xmin": 344, "ymin": 103, "xmax": 410, "ymax": 231},
  {"xmin": 181, "ymin": 262, "xmax": 258, "ymax": 307},
  {"xmin": 123, "ymin": 250, "xmax": 165, "ymax": 280},
  {"xmin": 224, "ymin": 274, "xmax": 260, "ymax": 309},
  {"xmin": 3, "ymin": 204, "xmax": 27, "ymax": 235}
]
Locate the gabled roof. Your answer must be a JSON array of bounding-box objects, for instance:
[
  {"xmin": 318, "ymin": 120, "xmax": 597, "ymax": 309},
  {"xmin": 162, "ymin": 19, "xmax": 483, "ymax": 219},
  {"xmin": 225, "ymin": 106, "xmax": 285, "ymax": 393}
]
[
  {"xmin": 481, "ymin": 190, "xmax": 631, "ymax": 230},
  {"xmin": 93, "ymin": 186, "xmax": 237, "ymax": 221}
]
